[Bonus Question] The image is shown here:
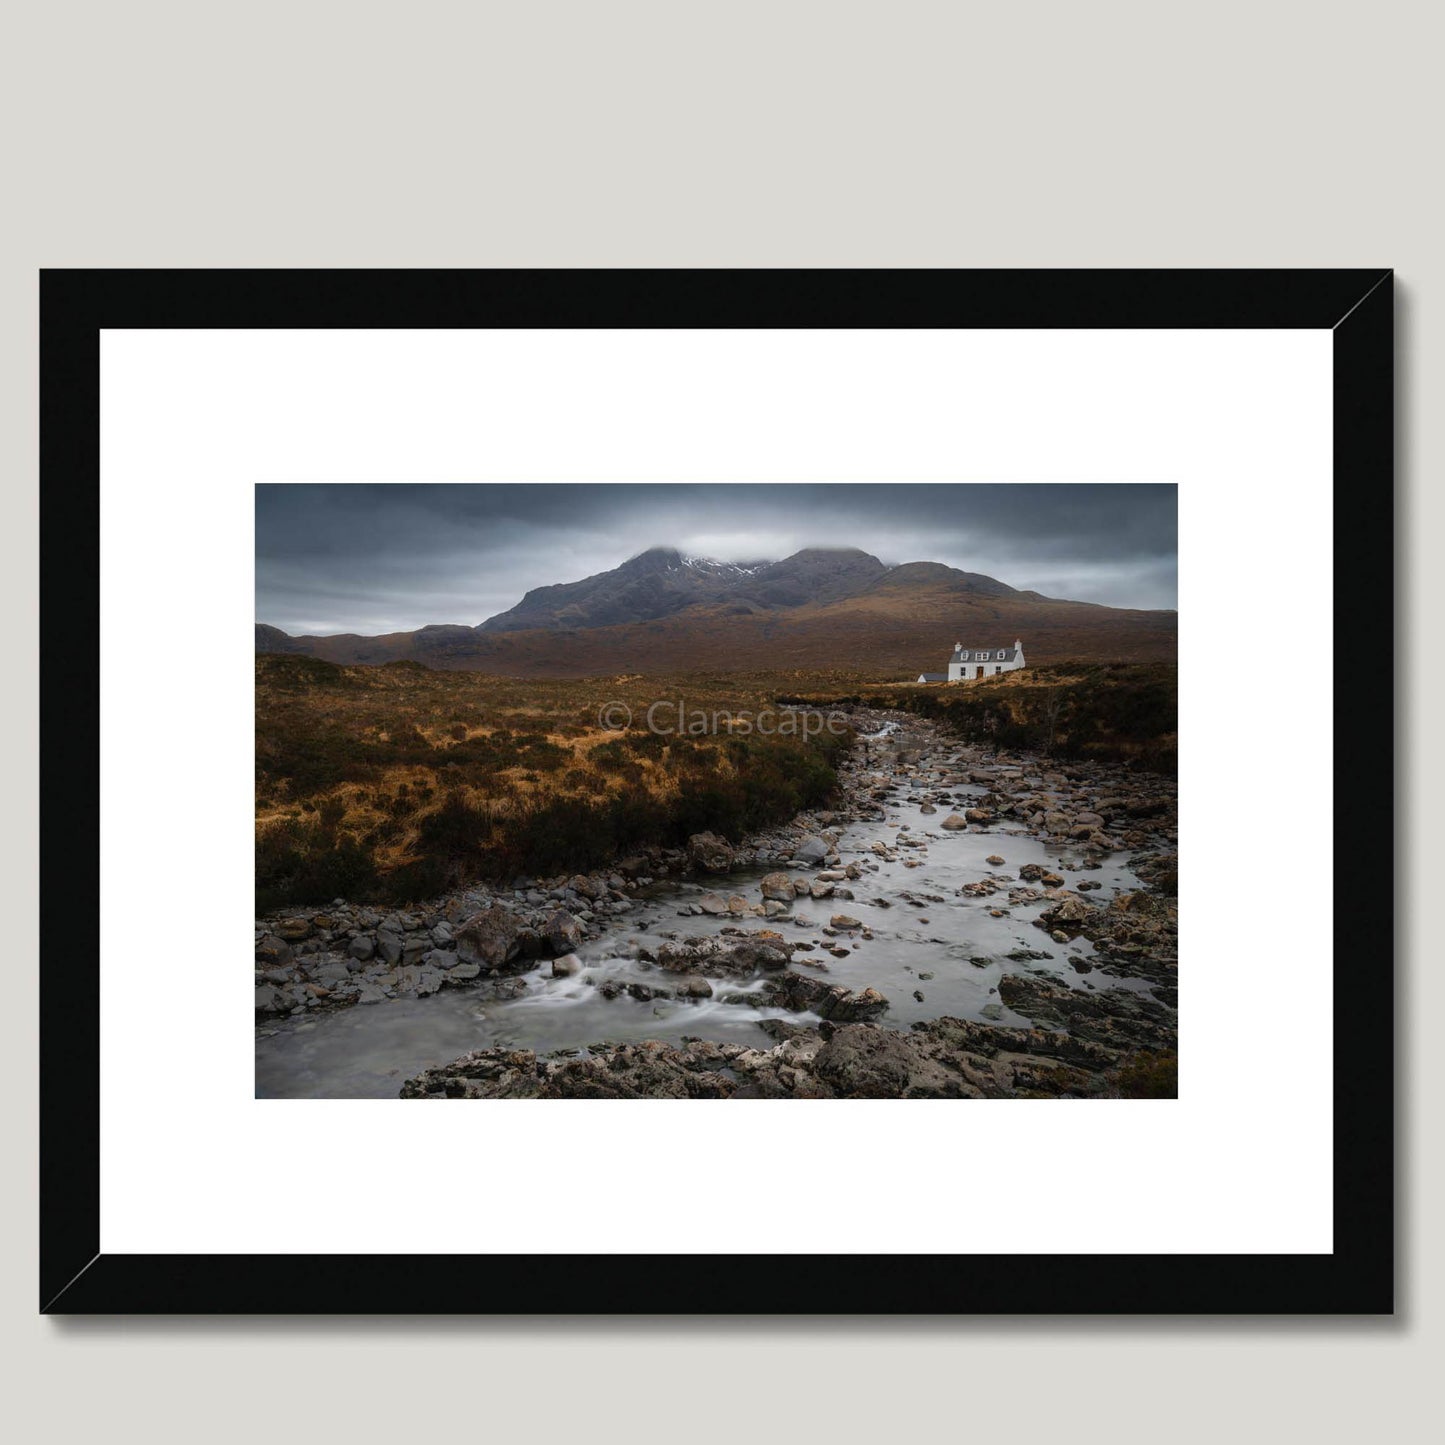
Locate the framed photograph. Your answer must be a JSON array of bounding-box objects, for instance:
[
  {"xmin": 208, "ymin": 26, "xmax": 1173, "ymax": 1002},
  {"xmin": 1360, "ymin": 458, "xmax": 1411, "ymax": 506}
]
[{"xmin": 41, "ymin": 269, "xmax": 1392, "ymax": 1313}]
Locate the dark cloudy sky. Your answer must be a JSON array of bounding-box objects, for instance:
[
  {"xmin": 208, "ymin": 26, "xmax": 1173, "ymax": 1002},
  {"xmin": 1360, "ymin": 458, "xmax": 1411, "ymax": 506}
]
[{"xmin": 256, "ymin": 483, "xmax": 1177, "ymax": 635}]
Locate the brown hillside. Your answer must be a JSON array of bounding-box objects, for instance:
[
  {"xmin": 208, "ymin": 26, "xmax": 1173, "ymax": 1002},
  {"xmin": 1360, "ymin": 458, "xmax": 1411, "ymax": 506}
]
[{"xmin": 280, "ymin": 584, "xmax": 1174, "ymax": 678}]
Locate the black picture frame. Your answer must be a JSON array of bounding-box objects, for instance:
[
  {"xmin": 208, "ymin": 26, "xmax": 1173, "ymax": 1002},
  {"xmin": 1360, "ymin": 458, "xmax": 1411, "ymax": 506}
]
[{"xmin": 40, "ymin": 269, "xmax": 1394, "ymax": 1314}]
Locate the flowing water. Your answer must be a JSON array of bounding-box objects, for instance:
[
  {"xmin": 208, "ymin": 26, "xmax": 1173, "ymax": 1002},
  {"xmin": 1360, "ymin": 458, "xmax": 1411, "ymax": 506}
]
[{"xmin": 256, "ymin": 748, "xmax": 1147, "ymax": 1098}]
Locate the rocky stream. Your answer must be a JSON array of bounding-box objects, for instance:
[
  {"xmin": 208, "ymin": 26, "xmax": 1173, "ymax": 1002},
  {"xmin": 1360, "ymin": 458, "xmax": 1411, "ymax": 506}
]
[{"xmin": 255, "ymin": 710, "xmax": 1178, "ymax": 1099}]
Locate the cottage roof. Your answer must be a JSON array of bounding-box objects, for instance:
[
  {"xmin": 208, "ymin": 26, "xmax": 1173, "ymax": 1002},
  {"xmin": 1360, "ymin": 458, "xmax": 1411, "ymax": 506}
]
[{"xmin": 950, "ymin": 643, "xmax": 1021, "ymax": 662}]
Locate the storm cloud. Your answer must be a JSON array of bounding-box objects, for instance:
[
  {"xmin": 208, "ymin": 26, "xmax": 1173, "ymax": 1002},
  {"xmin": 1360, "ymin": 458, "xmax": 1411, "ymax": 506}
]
[{"xmin": 256, "ymin": 483, "xmax": 1177, "ymax": 636}]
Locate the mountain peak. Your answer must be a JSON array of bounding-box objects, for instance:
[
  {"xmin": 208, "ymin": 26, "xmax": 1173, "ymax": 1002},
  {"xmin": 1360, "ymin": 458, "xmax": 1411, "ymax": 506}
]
[
  {"xmin": 784, "ymin": 546, "xmax": 880, "ymax": 561},
  {"xmin": 621, "ymin": 546, "xmax": 684, "ymax": 574}
]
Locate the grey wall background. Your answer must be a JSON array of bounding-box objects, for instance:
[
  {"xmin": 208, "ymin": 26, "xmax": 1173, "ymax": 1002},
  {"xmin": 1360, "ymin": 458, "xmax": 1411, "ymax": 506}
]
[{"xmin": 1, "ymin": 2, "xmax": 1436, "ymax": 1442}]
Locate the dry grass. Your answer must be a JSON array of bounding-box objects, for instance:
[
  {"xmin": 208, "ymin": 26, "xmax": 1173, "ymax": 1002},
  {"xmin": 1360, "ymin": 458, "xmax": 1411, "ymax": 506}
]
[
  {"xmin": 255, "ymin": 656, "xmax": 857, "ymax": 910},
  {"xmin": 793, "ymin": 661, "xmax": 1178, "ymax": 772}
]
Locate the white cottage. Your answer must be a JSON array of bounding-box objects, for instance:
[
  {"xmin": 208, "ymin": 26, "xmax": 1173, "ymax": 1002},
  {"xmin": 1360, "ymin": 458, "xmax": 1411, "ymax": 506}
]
[{"xmin": 945, "ymin": 639, "xmax": 1025, "ymax": 682}]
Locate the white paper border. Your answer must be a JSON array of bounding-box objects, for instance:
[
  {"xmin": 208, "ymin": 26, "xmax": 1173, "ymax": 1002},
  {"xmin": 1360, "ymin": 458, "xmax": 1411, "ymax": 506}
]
[{"xmin": 98, "ymin": 327, "xmax": 1331, "ymax": 1255}]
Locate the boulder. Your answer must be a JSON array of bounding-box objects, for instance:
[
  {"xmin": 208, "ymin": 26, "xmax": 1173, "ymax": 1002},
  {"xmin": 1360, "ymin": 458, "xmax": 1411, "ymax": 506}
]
[
  {"xmin": 764, "ymin": 971, "xmax": 890, "ymax": 1022},
  {"xmin": 272, "ymin": 917, "xmax": 313, "ymax": 942},
  {"xmin": 455, "ymin": 905, "xmax": 526, "ymax": 970},
  {"xmin": 255, "ymin": 934, "xmax": 294, "ymax": 968},
  {"xmin": 997, "ymin": 974, "xmax": 1177, "ymax": 1051},
  {"xmin": 544, "ymin": 908, "xmax": 584, "ymax": 954},
  {"xmin": 687, "ymin": 832, "xmax": 735, "ymax": 873},
  {"xmin": 794, "ymin": 836, "xmax": 830, "ymax": 865},
  {"xmin": 939, "ymin": 814, "xmax": 968, "ymax": 831},
  {"xmin": 375, "ymin": 929, "xmax": 404, "ymax": 966},
  {"xmin": 656, "ymin": 931, "xmax": 794, "ymax": 976},
  {"xmin": 830, "ymin": 914, "xmax": 862, "ymax": 930},
  {"xmin": 812, "ymin": 1025, "xmax": 969, "ymax": 1097},
  {"xmin": 830, "ymin": 987, "xmax": 890, "ymax": 1022},
  {"xmin": 759, "ymin": 871, "xmax": 796, "ymax": 902},
  {"xmin": 1037, "ymin": 893, "xmax": 1100, "ymax": 933},
  {"xmin": 551, "ymin": 953, "xmax": 582, "ymax": 977},
  {"xmin": 347, "ymin": 935, "xmax": 375, "ymax": 962}
]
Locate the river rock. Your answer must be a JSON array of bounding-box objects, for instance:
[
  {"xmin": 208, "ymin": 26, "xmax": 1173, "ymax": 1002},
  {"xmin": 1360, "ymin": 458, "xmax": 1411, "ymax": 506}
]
[
  {"xmin": 939, "ymin": 814, "xmax": 968, "ymax": 830},
  {"xmin": 759, "ymin": 872, "xmax": 796, "ymax": 901},
  {"xmin": 794, "ymin": 836, "xmax": 830, "ymax": 865},
  {"xmin": 656, "ymin": 931, "xmax": 793, "ymax": 976},
  {"xmin": 347, "ymin": 935, "xmax": 375, "ymax": 962},
  {"xmin": 544, "ymin": 908, "xmax": 584, "ymax": 954},
  {"xmin": 254, "ymin": 984, "xmax": 286, "ymax": 1014},
  {"xmin": 811, "ymin": 1025, "xmax": 969, "ymax": 1097},
  {"xmin": 698, "ymin": 891, "xmax": 728, "ymax": 915},
  {"xmin": 688, "ymin": 832, "xmax": 735, "ymax": 873},
  {"xmin": 273, "ymin": 917, "xmax": 313, "ymax": 942},
  {"xmin": 997, "ymin": 974, "xmax": 1177, "ymax": 1051},
  {"xmin": 764, "ymin": 971, "xmax": 890, "ymax": 1021},
  {"xmin": 830, "ymin": 914, "xmax": 862, "ymax": 930},
  {"xmin": 1038, "ymin": 895, "xmax": 1100, "ymax": 932},
  {"xmin": 551, "ymin": 953, "xmax": 582, "ymax": 977},
  {"xmin": 455, "ymin": 904, "xmax": 526, "ymax": 970},
  {"xmin": 255, "ymin": 935, "xmax": 294, "ymax": 968}
]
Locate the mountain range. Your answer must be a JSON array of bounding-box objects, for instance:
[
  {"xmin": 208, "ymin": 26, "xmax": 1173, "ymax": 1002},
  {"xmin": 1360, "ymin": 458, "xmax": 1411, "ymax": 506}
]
[{"xmin": 256, "ymin": 546, "xmax": 1176, "ymax": 677}]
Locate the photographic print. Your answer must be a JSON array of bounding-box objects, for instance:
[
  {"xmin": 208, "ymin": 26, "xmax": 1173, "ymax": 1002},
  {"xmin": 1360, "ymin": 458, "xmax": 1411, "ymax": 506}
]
[
  {"xmin": 254, "ymin": 481, "xmax": 1179, "ymax": 1100},
  {"xmin": 43, "ymin": 269, "xmax": 1389, "ymax": 1313}
]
